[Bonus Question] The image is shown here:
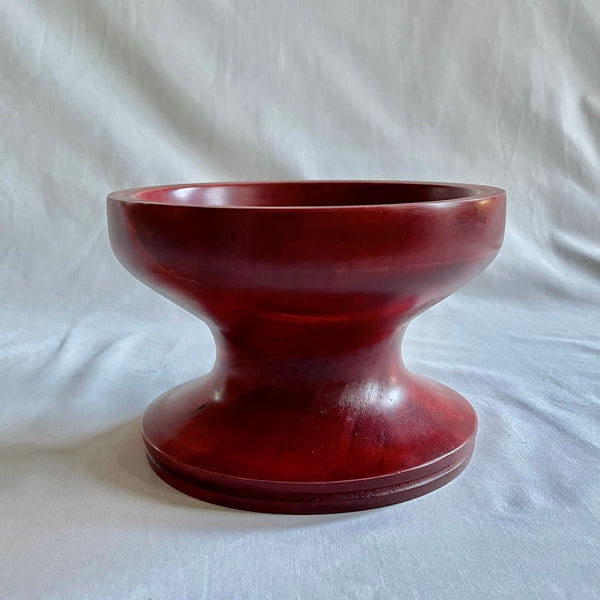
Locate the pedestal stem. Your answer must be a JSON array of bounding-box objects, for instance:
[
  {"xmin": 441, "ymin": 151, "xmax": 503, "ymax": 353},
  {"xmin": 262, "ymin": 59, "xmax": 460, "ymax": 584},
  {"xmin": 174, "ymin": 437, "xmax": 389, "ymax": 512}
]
[{"xmin": 213, "ymin": 325, "xmax": 408, "ymax": 388}]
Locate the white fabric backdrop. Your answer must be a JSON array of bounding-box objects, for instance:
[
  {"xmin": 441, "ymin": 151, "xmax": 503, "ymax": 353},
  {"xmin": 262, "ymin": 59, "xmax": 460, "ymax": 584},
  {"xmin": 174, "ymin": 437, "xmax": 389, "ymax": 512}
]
[{"xmin": 1, "ymin": 1, "xmax": 599, "ymax": 598}]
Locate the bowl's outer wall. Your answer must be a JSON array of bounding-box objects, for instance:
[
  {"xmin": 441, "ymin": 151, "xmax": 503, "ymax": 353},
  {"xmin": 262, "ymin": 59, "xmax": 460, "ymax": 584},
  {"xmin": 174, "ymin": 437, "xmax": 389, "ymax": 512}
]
[{"xmin": 107, "ymin": 189, "xmax": 506, "ymax": 326}]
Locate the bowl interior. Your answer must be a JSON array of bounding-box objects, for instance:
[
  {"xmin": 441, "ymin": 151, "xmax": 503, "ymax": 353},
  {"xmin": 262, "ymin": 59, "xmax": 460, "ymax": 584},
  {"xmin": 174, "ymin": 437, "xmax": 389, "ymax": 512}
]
[{"xmin": 129, "ymin": 182, "xmax": 482, "ymax": 208}]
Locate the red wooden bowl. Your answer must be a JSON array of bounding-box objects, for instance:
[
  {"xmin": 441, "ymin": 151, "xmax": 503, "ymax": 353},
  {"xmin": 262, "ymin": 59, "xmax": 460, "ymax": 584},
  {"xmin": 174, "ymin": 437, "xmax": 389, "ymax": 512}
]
[{"xmin": 107, "ymin": 181, "xmax": 506, "ymax": 513}]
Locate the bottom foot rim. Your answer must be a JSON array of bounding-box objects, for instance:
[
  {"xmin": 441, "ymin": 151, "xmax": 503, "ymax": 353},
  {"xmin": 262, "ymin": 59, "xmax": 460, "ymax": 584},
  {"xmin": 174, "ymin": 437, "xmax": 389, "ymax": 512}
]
[{"xmin": 144, "ymin": 437, "xmax": 475, "ymax": 514}]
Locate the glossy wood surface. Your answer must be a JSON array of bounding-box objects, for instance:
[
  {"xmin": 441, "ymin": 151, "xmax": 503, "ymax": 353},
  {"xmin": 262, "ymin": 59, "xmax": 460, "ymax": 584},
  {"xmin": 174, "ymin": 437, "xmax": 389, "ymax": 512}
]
[{"xmin": 107, "ymin": 182, "xmax": 506, "ymax": 513}]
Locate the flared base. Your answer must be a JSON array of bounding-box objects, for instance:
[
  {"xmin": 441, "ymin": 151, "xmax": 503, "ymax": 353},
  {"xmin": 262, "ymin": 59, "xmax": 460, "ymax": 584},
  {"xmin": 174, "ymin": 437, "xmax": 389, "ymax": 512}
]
[
  {"xmin": 141, "ymin": 373, "xmax": 477, "ymax": 514},
  {"xmin": 144, "ymin": 437, "xmax": 474, "ymax": 514}
]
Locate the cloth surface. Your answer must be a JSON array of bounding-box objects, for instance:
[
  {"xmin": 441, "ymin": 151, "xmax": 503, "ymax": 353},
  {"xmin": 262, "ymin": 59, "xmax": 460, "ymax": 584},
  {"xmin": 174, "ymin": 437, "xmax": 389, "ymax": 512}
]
[{"xmin": 1, "ymin": 1, "xmax": 599, "ymax": 599}]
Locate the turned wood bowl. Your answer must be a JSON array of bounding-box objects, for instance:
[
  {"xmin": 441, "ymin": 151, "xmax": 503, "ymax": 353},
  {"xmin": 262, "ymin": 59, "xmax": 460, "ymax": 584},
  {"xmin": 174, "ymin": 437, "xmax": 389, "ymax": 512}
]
[{"xmin": 107, "ymin": 181, "xmax": 506, "ymax": 514}]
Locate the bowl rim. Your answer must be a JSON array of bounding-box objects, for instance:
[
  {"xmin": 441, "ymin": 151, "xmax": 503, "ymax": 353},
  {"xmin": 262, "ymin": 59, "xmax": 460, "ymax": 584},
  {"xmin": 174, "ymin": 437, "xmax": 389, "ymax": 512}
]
[{"xmin": 107, "ymin": 180, "xmax": 505, "ymax": 210}]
